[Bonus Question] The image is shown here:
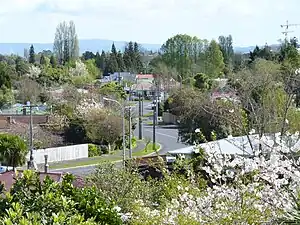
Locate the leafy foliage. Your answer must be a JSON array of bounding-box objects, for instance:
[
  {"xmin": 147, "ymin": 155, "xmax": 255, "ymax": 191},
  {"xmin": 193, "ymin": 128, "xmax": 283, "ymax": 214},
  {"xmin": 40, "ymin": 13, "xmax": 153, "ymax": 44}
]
[
  {"xmin": 0, "ymin": 133, "xmax": 28, "ymax": 168},
  {"xmin": 99, "ymin": 82, "xmax": 126, "ymax": 100},
  {"xmin": 0, "ymin": 170, "xmax": 122, "ymax": 224}
]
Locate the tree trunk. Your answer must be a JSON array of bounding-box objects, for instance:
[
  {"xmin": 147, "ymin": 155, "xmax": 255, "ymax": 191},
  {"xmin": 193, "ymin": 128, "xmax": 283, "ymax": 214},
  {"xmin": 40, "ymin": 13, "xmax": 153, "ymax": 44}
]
[{"xmin": 108, "ymin": 143, "xmax": 111, "ymax": 154}]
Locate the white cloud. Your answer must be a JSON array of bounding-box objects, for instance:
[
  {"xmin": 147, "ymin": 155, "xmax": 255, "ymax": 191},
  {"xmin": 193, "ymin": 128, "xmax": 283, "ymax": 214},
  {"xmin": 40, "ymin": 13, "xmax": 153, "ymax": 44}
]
[{"xmin": 0, "ymin": 0, "xmax": 299, "ymax": 46}]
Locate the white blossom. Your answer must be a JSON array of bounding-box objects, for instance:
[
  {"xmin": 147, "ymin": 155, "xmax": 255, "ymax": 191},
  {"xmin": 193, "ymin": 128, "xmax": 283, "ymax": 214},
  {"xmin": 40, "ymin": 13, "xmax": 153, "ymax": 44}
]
[
  {"xmin": 69, "ymin": 60, "xmax": 89, "ymax": 76},
  {"xmin": 195, "ymin": 128, "xmax": 201, "ymax": 133},
  {"xmin": 26, "ymin": 65, "xmax": 41, "ymax": 78},
  {"xmin": 125, "ymin": 129, "xmax": 300, "ymax": 224}
]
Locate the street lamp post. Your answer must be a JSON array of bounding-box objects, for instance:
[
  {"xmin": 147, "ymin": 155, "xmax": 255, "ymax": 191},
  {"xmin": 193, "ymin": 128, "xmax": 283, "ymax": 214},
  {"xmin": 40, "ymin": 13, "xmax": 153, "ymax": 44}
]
[{"xmin": 103, "ymin": 97, "xmax": 126, "ymax": 168}]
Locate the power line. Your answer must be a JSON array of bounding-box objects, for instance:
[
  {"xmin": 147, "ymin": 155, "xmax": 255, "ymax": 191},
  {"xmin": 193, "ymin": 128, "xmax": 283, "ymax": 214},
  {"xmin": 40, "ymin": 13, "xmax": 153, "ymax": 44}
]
[{"xmin": 281, "ymin": 20, "xmax": 300, "ymax": 40}]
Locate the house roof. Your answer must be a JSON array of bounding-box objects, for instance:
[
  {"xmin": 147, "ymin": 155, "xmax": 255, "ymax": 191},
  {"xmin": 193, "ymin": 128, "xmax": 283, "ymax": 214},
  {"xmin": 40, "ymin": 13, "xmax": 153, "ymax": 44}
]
[
  {"xmin": 0, "ymin": 170, "xmax": 85, "ymax": 192},
  {"xmin": 168, "ymin": 133, "xmax": 299, "ymax": 156},
  {"xmin": 136, "ymin": 74, "xmax": 155, "ymax": 79},
  {"xmin": 132, "ymin": 82, "xmax": 154, "ymax": 91}
]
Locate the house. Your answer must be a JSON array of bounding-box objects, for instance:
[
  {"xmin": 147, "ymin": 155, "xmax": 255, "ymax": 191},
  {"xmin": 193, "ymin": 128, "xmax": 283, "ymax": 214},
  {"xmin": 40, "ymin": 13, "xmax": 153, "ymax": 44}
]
[
  {"xmin": 168, "ymin": 133, "xmax": 300, "ymax": 158},
  {"xmin": 0, "ymin": 170, "xmax": 85, "ymax": 192},
  {"xmin": 132, "ymin": 74, "xmax": 156, "ymax": 97},
  {"xmin": 101, "ymin": 72, "xmax": 136, "ymax": 83}
]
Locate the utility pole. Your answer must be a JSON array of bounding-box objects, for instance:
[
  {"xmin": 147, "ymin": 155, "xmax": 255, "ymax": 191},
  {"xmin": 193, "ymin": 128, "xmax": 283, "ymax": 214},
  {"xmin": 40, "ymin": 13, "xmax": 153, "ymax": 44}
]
[
  {"xmin": 128, "ymin": 106, "xmax": 132, "ymax": 158},
  {"xmin": 118, "ymin": 71, "xmax": 121, "ymax": 85},
  {"xmin": 152, "ymin": 92, "xmax": 156, "ymax": 150},
  {"xmin": 281, "ymin": 20, "xmax": 300, "ymax": 40},
  {"xmin": 156, "ymin": 82, "xmax": 159, "ymax": 125},
  {"xmin": 138, "ymin": 94, "xmax": 143, "ymax": 140},
  {"xmin": 152, "ymin": 80, "xmax": 158, "ymax": 150},
  {"xmin": 25, "ymin": 103, "xmax": 36, "ymax": 170}
]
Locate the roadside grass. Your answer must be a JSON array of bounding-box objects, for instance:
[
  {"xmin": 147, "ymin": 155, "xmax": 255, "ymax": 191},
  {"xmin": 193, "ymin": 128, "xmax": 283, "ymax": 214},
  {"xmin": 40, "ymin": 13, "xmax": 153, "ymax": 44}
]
[
  {"xmin": 49, "ymin": 139, "xmax": 146, "ymax": 170},
  {"xmin": 143, "ymin": 111, "xmax": 153, "ymax": 117},
  {"xmin": 146, "ymin": 118, "xmax": 164, "ymax": 126},
  {"xmin": 132, "ymin": 143, "xmax": 160, "ymax": 157},
  {"xmin": 49, "ymin": 156, "xmax": 121, "ymax": 169}
]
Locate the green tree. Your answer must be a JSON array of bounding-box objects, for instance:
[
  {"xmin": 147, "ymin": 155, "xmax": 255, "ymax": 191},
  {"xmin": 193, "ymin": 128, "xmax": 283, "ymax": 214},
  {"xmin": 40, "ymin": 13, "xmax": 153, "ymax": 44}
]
[
  {"xmin": 134, "ymin": 42, "xmax": 143, "ymax": 73},
  {"xmin": 50, "ymin": 55, "xmax": 57, "ymax": 67},
  {"xmin": 29, "ymin": 44, "xmax": 35, "ymax": 64},
  {"xmin": 194, "ymin": 73, "xmax": 212, "ymax": 91},
  {"xmin": 117, "ymin": 51, "xmax": 125, "ymax": 72},
  {"xmin": 204, "ymin": 40, "xmax": 225, "ymax": 77},
  {"xmin": 63, "ymin": 32, "xmax": 70, "ymax": 64},
  {"xmin": 39, "ymin": 53, "xmax": 46, "ymax": 65},
  {"xmin": 161, "ymin": 34, "xmax": 207, "ymax": 78},
  {"xmin": 0, "ymin": 170, "xmax": 122, "ymax": 224},
  {"xmin": 53, "ymin": 20, "xmax": 79, "ymax": 64},
  {"xmin": 95, "ymin": 51, "xmax": 106, "ymax": 72},
  {"xmin": 109, "ymin": 43, "xmax": 119, "ymax": 73},
  {"xmin": 0, "ymin": 87, "xmax": 14, "ymax": 109},
  {"xmin": 111, "ymin": 43, "xmax": 117, "ymax": 57},
  {"xmin": 82, "ymin": 51, "xmax": 95, "ymax": 60},
  {"xmin": 123, "ymin": 45, "xmax": 133, "ymax": 72},
  {"xmin": 85, "ymin": 109, "xmax": 123, "ymax": 151},
  {"xmin": 16, "ymin": 77, "xmax": 42, "ymax": 104},
  {"xmin": 229, "ymin": 59, "xmax": 291, "ymax": 136},
  {"xmin": 0, "ymin": 62, "xmax": 12, "ymax": 89},
  {"xmin": 249, "ymin": 44, "xmax": 275, "ymax": 63},
  {"xmin": 0, "ymin": 133, "xmax": 28, "ymax": 169},
  {"xmin": 84, "ymin": 59, "xmax": 101, "ymax": 79},
  {"xmin": 218, "ymin": 35, "xmax": 234, "ymax": 72},
  {"xmin": 15, "ymin": 56, "xmax": 30, "ymax": 76},
  {"xmin": 279, "ymin": 38, "xmax": 300, "ymax": 68},
  {"xmin": 106, "ymin": 55, "xmax": 119, "ymax": 74},
  {"xmin": 99, "ymin": 82, "xmax": 126, "ymax": 100}
]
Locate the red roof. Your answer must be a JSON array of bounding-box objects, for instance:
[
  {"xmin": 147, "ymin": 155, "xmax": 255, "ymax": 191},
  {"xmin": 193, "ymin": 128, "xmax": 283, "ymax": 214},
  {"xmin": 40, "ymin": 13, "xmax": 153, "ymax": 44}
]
[
  {"xmin": 136, "ymin": 74, "xmax": 155, "ymax": 79},
  {"xmin": 0, "ymin": 170, "xmax": 85, "ymax": 192}
]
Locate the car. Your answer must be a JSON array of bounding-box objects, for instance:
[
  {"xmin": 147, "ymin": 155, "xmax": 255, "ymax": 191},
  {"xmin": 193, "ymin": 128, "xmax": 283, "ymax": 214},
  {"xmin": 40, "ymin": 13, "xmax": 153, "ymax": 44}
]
[
  {"xmin": 0, "ymin": 166, "xmax": 14, "ymax": 173},
  {"xmin": 146, "ymin": 103, "xmax": 156, "ymax": 110}
]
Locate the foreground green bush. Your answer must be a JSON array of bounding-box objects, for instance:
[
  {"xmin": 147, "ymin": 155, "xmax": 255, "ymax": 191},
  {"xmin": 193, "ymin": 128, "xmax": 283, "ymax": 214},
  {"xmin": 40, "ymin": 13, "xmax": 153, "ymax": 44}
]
[{"xmin": 0, "ymin": 170, "xmax": 122, "ymax": 225}]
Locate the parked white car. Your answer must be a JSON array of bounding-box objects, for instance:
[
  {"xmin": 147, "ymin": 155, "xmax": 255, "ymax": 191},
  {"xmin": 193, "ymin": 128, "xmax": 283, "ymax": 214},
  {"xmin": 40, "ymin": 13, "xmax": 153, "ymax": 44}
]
[
  {"xmin": 0, "ymin": 166, "xmax": 13, "ymax": 173},
  {"xmin": 146, "ymin": 103, "xmax": 156, "ymax": 110}
]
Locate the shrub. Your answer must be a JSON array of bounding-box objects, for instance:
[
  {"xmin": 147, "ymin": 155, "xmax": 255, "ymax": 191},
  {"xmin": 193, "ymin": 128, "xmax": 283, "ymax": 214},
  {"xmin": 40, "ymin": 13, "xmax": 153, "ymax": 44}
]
[
  {"xmin": 88, "ymin": 144, "xmax": 100, "ymax": 157},
  {"xmin": 100, "ymin": 145, "xmax": 109, "ymax": 154},
  {"xmin": 131, "ymin": 136, "xmax": 137, "ymax": 148},
  {"xmin": 0, "ymin": 170, "xmax": 122, "ymax": 224}
]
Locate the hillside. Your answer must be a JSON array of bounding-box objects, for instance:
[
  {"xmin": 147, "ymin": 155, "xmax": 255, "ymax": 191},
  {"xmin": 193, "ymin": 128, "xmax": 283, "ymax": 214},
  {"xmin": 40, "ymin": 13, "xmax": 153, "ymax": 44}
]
[
  {"xmin": 0, "ymin": 39, "xmax": 161, "ymax": 55},
  {"xmin": 0, "ymin": 39, "xmax": 279, "ymax": 55}
]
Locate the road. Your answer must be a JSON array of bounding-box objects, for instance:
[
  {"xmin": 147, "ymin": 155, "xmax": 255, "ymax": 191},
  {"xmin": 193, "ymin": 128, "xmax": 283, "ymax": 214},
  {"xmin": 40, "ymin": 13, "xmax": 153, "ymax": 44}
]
[
  {"xmin": 52, "ymin": 100, "xmax": 188, "ymax": 176},
  {"xmin": 135, "ymin": 100, "xmax": 187, "ymax": 155}
]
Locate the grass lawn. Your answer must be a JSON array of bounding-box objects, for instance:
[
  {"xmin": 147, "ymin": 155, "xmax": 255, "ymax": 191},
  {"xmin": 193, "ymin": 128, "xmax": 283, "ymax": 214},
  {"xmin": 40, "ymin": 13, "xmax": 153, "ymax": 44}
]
[
  {"xmin": 146, "ymin": 119, "xmax": 164, "ymax": 126},
  {"xmin": 143, "ymin": 111, "xmax": 154, "ymax": 117},
  {"xmin": 132, "ymin": 143, "xmax": 160, "ymax": 157},
  {"xmin": 49, "ymin": 155, "xmax": 121, "ymax": 169}
]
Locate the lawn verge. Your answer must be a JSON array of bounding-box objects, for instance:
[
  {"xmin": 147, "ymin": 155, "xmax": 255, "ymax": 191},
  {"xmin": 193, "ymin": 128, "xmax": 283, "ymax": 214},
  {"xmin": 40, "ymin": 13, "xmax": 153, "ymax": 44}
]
[{"xmin": 132, "ymin": 143, "xmax": 161, "ymax": 157}]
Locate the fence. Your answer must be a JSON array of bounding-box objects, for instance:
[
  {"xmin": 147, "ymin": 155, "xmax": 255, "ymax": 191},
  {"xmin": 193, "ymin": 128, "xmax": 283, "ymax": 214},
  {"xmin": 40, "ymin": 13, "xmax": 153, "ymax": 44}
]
[
  {"xmin": 162, "ymin": 112, "xmax": 177, "ymax": 124},
  {"xmin": 27, "ymin": 144, "xmax": 88, "ymax": 164}
]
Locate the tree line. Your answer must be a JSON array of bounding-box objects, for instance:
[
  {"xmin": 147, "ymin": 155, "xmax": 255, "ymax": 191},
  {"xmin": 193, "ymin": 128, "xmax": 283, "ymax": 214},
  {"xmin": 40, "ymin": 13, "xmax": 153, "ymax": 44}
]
[{"xmin": 82, "ymin": 41, "xmax": 144, "ymax": 75}]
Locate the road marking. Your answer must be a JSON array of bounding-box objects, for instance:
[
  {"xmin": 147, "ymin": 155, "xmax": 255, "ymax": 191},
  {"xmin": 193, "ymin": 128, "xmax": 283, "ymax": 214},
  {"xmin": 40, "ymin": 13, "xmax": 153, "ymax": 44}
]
[{"xmin": 144, "ymin": 129, "xmax": 177, "ymax": 139}]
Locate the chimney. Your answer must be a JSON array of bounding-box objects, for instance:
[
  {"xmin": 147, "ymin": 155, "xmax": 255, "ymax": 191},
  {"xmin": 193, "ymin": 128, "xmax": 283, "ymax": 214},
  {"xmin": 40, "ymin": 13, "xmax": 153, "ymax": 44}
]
[{"xmin": 44, "ymin": 155, "xmax": 49, "ymax": 173}]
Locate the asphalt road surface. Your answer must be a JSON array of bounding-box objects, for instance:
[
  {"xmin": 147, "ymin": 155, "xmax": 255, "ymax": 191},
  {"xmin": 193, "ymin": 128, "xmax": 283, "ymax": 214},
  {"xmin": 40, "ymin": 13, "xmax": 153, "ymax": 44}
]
[{"xmin": 53, "ymin": 100, "xmax": 188, "ymax": 176}]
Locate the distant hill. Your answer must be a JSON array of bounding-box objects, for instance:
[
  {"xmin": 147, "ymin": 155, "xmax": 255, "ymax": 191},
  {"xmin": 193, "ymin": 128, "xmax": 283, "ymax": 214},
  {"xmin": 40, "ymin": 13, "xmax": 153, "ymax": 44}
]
[
  {"xmin": 0, "ymin": 39, "xmax": 280, "ymax": 55},
  {"xmin": 0, "ymin": 39, "xmax": 161, "ymax": 56},
  {"xmin": 234, "ymin": 44, "xmax": 281, "ymax": 54}
]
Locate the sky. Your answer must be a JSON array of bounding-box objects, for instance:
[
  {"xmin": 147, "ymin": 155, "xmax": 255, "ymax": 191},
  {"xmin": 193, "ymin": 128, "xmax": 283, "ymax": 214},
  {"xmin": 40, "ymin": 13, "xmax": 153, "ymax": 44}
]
[{"xmin": 0, "ymin": 0, "xmax": 299, "ymax": 47}]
